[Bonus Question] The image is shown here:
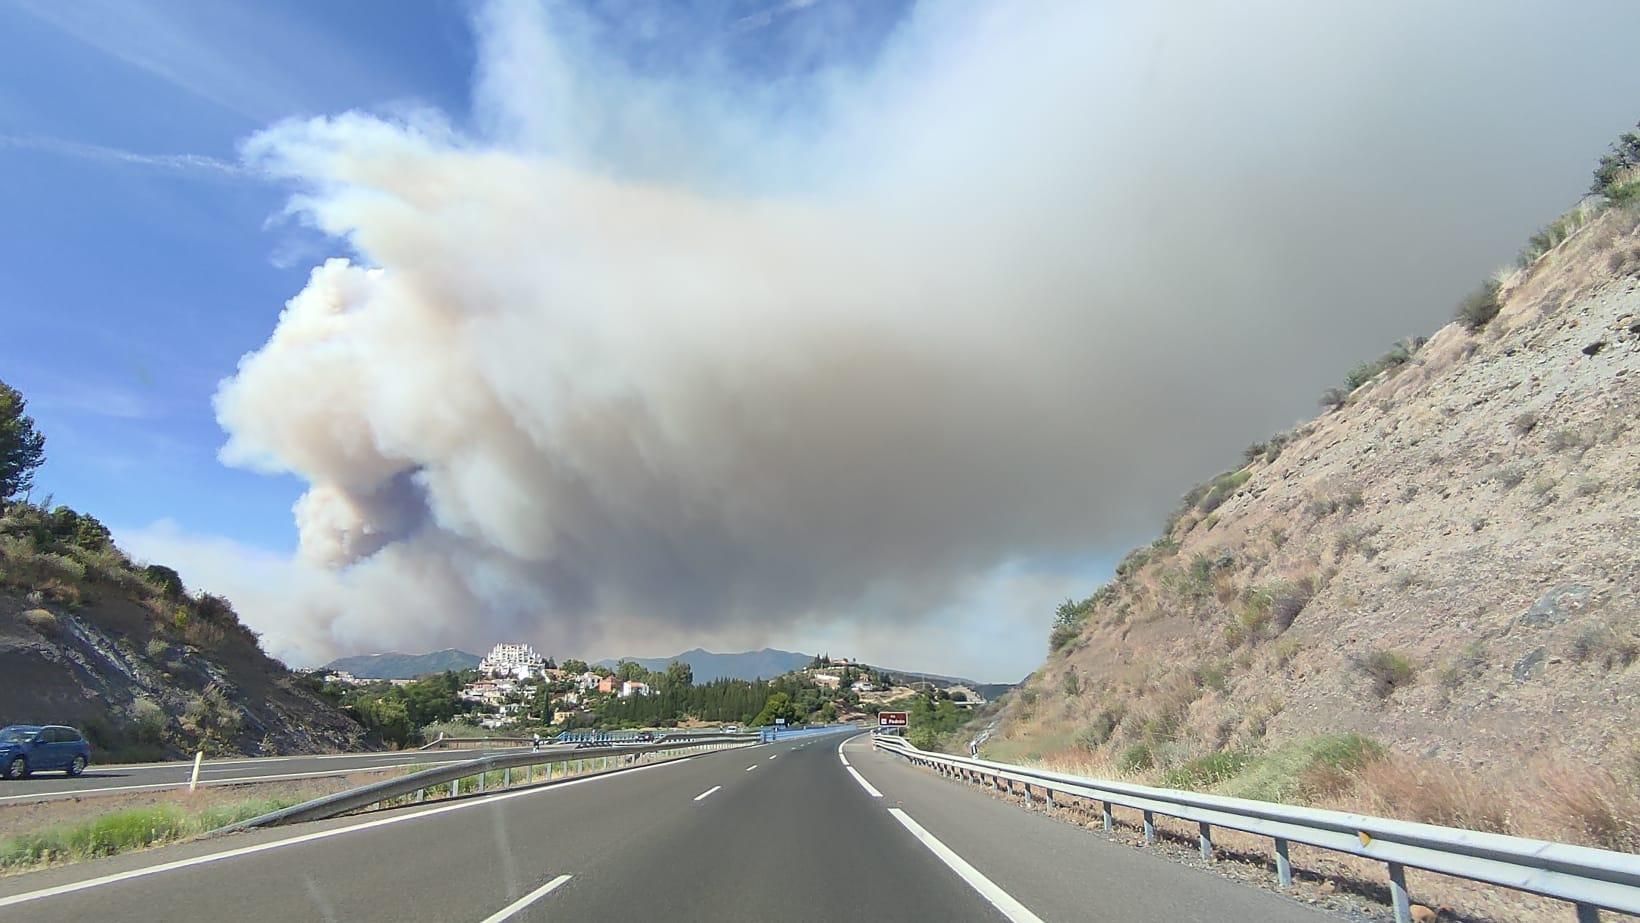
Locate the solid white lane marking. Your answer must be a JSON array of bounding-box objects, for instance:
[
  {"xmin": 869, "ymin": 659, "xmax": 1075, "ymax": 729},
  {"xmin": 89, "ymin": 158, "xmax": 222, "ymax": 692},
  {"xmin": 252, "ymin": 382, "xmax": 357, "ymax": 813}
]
[
  {"xmin": 745, "ymin": 764, "xmax": 758, "ymax": 772},
  {"xmin": 479, "ymin": 874, "xmax": 572, "ymax": 923},
  {"xmin": 887, "ymin": 808, "xmax": 1045, "ymax": 923},
  {"xmin": 839, "ymin": 754, "xmax": 850, "ymax": 767},
  {"xmin": 846, "ymin": 766, "xmax": 882, "ymax": 798},
  {"xmin": 836, "ymin": 736, "xmax": 852, "ymax": 767},
  {"xmin": 0, "ymin": 754, "xmax": 703, "ymax": 909},
  {"xmin": 694, "ymin": 786, "xmax": 722, "ymax": 802}
]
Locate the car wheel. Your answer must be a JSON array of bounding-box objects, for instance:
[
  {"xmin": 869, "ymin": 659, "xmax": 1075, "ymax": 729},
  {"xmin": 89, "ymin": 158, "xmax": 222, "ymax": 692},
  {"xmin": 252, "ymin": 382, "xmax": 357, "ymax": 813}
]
[
  {"xmin": 67, "ymin": 756, "xmax": 87, "ymax": 777},
  {"xmin": 4, "ymin": 757, "xmax": 26, "ymax": 780}
]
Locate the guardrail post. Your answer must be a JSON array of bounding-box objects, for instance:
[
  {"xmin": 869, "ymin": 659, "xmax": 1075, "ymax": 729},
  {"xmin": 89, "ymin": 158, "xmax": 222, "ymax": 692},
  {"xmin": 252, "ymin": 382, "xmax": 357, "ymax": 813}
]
[
  {"xmin": 1198, "ymin": 821, "xmax": 1213, "ymax": 861},
  {"xmin": 478, "ymin": 770, "xmax": 486, "ymax": 793},
  {"xmin": 1387, "ymin": 862, "xmax": 1412, "ymax": 923},
  {"xmin": 1101, "ymin": 801, "xmax": 1112, "ymax": 832},
  {"xmin": 1273, "ymin": 837, "xmax": 1292, "ymax": 888},
  {"xmin": 1142, "ymin": 810, "xmax": 1155, "ymax": 844},
  {"xmin": 1574, "ymin": 904, "xmax": 1601, "ymax": 923},
  {"xmin": 504, "ymin": 766, "xmax": 512, "ymax": 788},
  {"xmin": 415, "ymin": 787, "xmax": 425, "ymax": 804},
  {"xmin": 451, "ymin": 778, "xmax": 459, "ymax": 799}
]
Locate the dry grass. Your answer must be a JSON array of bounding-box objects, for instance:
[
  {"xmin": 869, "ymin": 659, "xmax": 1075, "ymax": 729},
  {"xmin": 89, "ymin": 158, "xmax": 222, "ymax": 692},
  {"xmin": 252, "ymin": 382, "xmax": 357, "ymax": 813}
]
[
  {"xmin": 1350, "ymin": 758, "xmax": 1513, "ymax": 833},
  {"xmin": 1540, "ymin": 763, "xmax": 1640, "ymax": 853}
]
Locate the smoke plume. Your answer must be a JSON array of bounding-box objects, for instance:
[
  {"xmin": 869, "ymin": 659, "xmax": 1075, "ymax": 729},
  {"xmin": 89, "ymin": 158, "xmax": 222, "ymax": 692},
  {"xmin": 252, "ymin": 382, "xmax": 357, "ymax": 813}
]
[{"xmin": 210, "ymin": 0, "xmax": 1640, "ymax": 671}]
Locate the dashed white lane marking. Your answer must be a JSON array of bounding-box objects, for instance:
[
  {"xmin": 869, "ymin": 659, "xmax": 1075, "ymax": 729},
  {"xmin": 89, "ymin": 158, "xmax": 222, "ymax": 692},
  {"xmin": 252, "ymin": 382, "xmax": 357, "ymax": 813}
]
[
  {"xmin": 887, "ymin": 808, "xmax": 1045, "ymax": 923},
  {"xmin": 745, "ymin": 764, "xmax": 758, "ymax": 772},
  {"xmin": 694, "ymin": 786, "xmax": 721, "ymax": 802},
  {"xmin": 479, "ymin": 874, "xmax": 572, "ymax": 922},
  {"xmin": 845, "ymin": 766, "xmax": 882, "ymax": 798},
  {"xmin": 768, "ymin": 755, "xmax": 778, "ymax": 760}
]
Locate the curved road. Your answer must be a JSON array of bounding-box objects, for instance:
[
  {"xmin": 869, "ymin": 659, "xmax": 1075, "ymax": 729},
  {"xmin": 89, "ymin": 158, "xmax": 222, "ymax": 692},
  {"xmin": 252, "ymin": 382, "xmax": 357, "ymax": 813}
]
[{"xmin": 0, "ymin": 734, "xmax": 1335, "ymax": 922}]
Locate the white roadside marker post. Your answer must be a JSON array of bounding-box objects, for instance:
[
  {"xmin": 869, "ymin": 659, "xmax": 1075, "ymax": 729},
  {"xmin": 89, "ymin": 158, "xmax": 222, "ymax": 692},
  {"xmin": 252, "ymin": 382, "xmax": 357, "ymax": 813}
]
[{"xmin": 188, "ymin": 751, "xmax": 204, "ymax": 792}]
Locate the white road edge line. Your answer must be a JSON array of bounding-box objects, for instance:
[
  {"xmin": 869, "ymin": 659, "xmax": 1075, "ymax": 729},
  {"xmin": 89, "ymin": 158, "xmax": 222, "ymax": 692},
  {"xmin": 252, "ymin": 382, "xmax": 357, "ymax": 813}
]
[
  {"xmin": 694, "ymin": 786, "xmax": 722, "ymax": 802},
  {"xmin": 845, "ymin": 766, "xmax": 882, "ymax": 798},
  {"xmin": 836, "ymin": 736, "xmax": 850, "ymax": 767},
  {"xmin": 479, "ymin": 874, "xmax": 572, "ymax": 923},
  {"xmin": 887, "ymin": 808, "xmax": 1045, "ymax": 923},
  {"xmin": 0, "ymin": 754, "xmax": 700, "ymax": 909}
]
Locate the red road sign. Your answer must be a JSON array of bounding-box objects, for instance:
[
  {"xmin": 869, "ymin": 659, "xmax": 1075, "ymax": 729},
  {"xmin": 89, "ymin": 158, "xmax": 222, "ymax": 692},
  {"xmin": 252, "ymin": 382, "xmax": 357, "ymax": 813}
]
[{"xmin": 878, "ymin": 711, "xmax": 908, "ymax": 727}]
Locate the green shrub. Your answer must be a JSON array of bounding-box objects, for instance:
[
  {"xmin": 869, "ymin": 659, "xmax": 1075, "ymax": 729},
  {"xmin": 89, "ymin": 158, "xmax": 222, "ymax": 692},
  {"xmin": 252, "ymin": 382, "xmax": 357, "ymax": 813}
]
[
  {"xmin": 21, "ymin": 608, "xmax": 57, "ymax": 634},
  {"xmin": 1161, "ymin": 750, "xmax": 1252, "ymax": 789},
  {"xmin": 1224, "ymin": 734, "xmax": 1385, "ymax": 802},
  {"xmin": 1196, "ymin": 470, "xmax": 1252, "ymax": 514},
  {"xmin": 1119, "ymin": 743, "xmax": 1154, "ymax": 772},
  {"xmin": 1590, "ymin": 124, "xmax": 1640, "ymax": 197},
  {"xmin": 1077, "ymin": 707, "xmax": 1124, "ymax": 750},
  {"xmin": 1319, "ymin": 386, "xmax": 1350, "ymax": 411},
  {"xmin": 1455, "ymin": 280, "xmax": 1503, "ymax": 332},
  {"xmin": 1357, "ymin": 649, "xmax": 1417, "ymax": 698}
]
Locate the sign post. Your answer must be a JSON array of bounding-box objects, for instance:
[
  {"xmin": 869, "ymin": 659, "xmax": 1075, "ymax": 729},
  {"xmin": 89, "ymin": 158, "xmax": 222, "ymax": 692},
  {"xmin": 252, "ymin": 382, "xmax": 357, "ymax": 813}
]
[{"xmin": 878, "ymin": 711, "xmax": 908, "ymax": 732}]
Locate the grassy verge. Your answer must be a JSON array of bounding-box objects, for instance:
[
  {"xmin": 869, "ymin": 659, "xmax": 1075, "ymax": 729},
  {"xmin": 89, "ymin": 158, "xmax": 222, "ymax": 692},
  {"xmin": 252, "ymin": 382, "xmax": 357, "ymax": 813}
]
[{"xmin": 0, "ymin": 797, "xmax": 301, "ymax": 870}]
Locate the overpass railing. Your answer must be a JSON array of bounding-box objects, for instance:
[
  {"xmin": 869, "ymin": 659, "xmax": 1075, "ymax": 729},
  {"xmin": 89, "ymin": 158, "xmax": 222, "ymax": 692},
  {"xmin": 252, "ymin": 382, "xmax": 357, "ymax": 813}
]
[{"xmin": 873, "ymin": 735, "xmax": 1640, "ymax": 923}]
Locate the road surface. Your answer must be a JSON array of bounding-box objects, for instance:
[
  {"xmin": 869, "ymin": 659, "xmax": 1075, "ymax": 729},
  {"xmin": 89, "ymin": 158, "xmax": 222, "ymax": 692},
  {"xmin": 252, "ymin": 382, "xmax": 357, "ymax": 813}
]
[
  {"xmin": 0, "ymin": 733, "xmax": 1335, "ymax": 922},
  {"xmin": 0, "ymin": 746, "xmax": 531, "ymax": 805}
]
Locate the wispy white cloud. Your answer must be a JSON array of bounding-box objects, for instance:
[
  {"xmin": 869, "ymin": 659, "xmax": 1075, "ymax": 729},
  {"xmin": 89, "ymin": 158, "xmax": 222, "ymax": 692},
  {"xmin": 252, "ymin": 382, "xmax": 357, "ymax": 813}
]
[
  {"xmin": 731, "ymin": 0, "xmax": 824, "ymax": 33},
  {"xmin": 0, "ymin": 133, "xmax": 249, "ymax": 178}
]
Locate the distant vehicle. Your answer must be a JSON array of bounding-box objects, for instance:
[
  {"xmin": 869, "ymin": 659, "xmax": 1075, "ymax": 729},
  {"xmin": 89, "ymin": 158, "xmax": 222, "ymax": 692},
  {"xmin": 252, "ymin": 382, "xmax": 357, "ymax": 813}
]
[
  {"xmin": 635, "ymin": 731, "xmax": 654, "ymax": 742},
  {"xmin": 0, "ymin": 725, "xmax": 91, "ymax": 779},
  {"xmin": 722, "ymin": 725, "xmax": 739, "ymax": 733}
]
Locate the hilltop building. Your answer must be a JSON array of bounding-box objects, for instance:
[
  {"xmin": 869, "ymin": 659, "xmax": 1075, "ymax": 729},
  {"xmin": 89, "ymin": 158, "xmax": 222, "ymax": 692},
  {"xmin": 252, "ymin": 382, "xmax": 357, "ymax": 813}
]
[{"xmin": 479, "ymin": 643, "xmax": 547, "ymax": 680}]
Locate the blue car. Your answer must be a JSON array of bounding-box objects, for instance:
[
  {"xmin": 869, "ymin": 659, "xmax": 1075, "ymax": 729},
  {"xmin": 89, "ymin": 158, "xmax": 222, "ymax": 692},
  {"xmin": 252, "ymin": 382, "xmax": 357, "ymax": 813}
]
[{"xmin": 0, "ymin": 725, "xmax": 92, "ymax": 779}]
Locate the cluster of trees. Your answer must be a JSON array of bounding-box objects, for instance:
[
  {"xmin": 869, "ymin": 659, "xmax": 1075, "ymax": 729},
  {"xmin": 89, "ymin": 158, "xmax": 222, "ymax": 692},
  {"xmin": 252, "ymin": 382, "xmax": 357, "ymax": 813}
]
[
  {"xmin": 302, "ymin": 670, "xmax": 475, "ymax": 748},
  {"xmin": 1, "ymin": 380, "xmax": 46, "ymax": 503},
  {"xmin": 563, "ymin": 667, "xmax": 859, "ymax": 730}
]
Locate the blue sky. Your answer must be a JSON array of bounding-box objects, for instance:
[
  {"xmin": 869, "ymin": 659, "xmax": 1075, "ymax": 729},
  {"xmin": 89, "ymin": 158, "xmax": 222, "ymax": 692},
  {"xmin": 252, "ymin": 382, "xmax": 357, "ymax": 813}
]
[{"xmin": 0, "ymin": 0, "xmax": 910, "ymax": 553}]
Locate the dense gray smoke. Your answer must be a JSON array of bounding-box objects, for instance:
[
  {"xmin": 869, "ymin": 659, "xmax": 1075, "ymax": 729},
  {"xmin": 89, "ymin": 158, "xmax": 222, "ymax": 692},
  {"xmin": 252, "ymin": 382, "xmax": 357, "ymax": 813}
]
[{"xmin": 210, "ymin": 0, "xmax": 1640, "ymax": 668}]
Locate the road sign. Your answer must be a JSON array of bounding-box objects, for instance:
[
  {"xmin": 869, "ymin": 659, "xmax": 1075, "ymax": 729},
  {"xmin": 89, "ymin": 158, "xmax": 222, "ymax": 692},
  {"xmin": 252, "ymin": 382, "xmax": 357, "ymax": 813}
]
[
  {"xmin": 878, "ymin": 711, "xmax": 908, "ymax": 727},
  {"xmin": 775, "ymin": 718, "xmax": 786, "ymax": 725}
]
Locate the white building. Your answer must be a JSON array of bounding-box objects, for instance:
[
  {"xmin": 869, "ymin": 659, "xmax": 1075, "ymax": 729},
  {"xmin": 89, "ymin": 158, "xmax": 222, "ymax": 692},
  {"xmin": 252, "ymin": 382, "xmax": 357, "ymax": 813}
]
[
  {"xmin": 618, "ymin": 680, "xmax": 652, "ymax": 698},
  {"xmin": 573, "ymin": 672, "xmax": 602, "ymax": 691},
  {"xmin": 479, "ymin": 643, "xmax": 547, "ymax": 680}
]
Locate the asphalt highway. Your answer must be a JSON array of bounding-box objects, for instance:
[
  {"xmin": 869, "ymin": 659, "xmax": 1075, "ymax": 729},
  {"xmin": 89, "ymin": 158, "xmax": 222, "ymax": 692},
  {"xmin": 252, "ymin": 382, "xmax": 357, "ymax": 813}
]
[
  {"xmin": 0, "ymin": 733, "xmax": 1338, "ymax": 922},
  {"xmin": 0, "ymin": 746, "xmax": 534, "ymax": 804}
]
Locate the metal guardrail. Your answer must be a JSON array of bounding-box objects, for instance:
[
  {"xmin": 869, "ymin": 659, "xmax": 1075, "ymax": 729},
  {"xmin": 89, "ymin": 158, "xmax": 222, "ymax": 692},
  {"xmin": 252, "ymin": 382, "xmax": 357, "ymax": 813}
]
[
  {"xmin": 225, "ymin": 734, "xmax": 757, "ymax": 831},
  {"xmin": 417, "ymin": 734, "xmax": 533, "ymax": 750},
  {"xmin": 873, "ymin": 735, "xmax": 1640, "ymax": 923}
]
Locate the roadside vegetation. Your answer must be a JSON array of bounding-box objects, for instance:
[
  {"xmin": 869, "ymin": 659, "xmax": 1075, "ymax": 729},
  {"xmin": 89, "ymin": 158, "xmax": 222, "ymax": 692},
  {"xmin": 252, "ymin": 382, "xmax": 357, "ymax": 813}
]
[{"xmin": 0, "ymin": 797, "xmax": 303, "ymax": 871}]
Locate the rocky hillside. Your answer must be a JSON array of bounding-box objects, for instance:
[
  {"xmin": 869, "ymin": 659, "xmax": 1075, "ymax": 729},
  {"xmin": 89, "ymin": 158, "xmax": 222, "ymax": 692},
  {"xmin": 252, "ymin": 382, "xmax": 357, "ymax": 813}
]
[
  {"xmin": 988, "ymin": 158, "xmax": 1640, "ymax": 853},
  {"xmin": 0, "ymin": 503, "xmax": 368, "ymax": 758}
]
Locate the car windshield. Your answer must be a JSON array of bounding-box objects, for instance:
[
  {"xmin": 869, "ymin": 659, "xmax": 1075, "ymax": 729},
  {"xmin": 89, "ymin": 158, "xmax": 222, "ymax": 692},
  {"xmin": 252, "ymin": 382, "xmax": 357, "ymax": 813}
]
[{"xmin": 0, "ymin": 728, "xmax": 37, "ymax": 745}]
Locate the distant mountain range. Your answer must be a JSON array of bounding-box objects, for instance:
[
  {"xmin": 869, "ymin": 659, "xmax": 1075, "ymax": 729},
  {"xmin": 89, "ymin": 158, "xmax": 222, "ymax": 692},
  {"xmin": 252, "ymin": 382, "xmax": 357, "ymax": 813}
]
[
  {"xmin": 324, "ymin": 649, "xmax": 481, "ymax": 679},
  {"xmin": 595, "ymin": 647, "xmax": 811, "ymax": 682}
]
